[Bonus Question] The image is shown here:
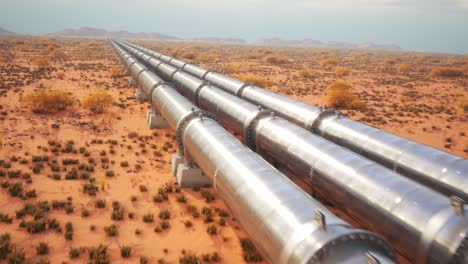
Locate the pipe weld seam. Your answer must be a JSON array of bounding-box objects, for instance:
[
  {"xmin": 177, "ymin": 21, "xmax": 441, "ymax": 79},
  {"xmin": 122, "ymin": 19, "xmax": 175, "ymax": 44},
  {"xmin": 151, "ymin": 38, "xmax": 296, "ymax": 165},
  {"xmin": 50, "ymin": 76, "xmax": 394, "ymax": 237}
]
[
  {"xmin": 175, "ymin": 110, "xmax": 218, "ymax": 155},
  {"xmin": 181, "ymin": 62, "xmax": 192, "ymax": 70},
  {"xmin": 193, "ymin": 82, "xmax": 211, "ymax": 107},
  {"xmin": 244, "ymin": 110, "xmax": 275, "ymax": 150},
  {"xmin": 309, "ymin": 109, "xmax": 341, "ymax": 133},
  {"xmin": 170, "ymin": 69, "xmax": 182, "ymax": 81},
  {"xmin": 201, "ymin": 70, "xmax": 213, "ymax": 80},
  {"xmin": 236, "ymin": 82, "xmax": 254, "ymax": 97}
]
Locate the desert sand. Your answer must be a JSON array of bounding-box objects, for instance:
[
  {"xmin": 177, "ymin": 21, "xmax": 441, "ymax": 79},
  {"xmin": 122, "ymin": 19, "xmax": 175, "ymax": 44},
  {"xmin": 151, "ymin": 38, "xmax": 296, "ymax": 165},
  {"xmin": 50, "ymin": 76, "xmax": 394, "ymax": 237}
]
[{"xmin": 0, "ymin": 36, "xmax": 466, "ymax": 263}]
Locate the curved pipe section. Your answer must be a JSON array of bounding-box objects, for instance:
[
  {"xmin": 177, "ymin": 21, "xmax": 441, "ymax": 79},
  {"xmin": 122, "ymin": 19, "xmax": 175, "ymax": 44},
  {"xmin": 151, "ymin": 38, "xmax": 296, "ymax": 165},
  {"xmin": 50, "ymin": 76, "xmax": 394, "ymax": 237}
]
[
  {"xmin": 116, "ymin": 40, "xmax": 468, "ymax": 264},
  {"xmin": 122, "ymin": 41, "xmax": 468, "ymax": 202},
  {"xmin": 110, "ymin": 41, "xmax": 396, "ymax": 264}
]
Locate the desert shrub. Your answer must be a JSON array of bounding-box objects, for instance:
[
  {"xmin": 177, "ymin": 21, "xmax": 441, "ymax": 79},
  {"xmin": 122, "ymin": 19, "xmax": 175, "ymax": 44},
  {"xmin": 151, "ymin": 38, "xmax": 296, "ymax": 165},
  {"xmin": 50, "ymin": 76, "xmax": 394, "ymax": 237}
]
[
  {"xmin": 64, "ymin": 222, "xmax": 73, "ymax": 240},
  {"xmin": 143, "ymin": 213, "xmax": 154, "ymax": 223},
  {"xmin": 201, "ymin": 190, "xmax": 215, "ymax": 203},
  {"xmin": 320, "ymin": 58, "xmax": 339, "ymax": 68},
  {"xmin": 0, "ymin": 213, "xmax": 12, "ymax": 224},
  {"xmin": 240, "ymin": 238, "xmax": 262, "ymax": 262},
  {"xmin": 109, "ymin": 67, "xmax": 123, "ymax": 78},
  {"xmin": 121, "ymin": 245, "xmax": 132, "ymax": 258},
  {"xmin": 201, "ymin": 207, "xmax": 213, "ymax": 223},
  {"xmin": 334, "ymin": 67, "xmax": 351, "ymax": 77},
  {"xmin": 69, "ymin": 247, "xmax": 80, "ymax": 259},
  {"xmin": 36, "ymin": 242, "xmax": 49, "ymax": 255},
  {"xmin": 397, "ymin": 62, "xmax": 412, "ymax": 75},
  {"xmin": 159, "ymin": 220, "xmax": 170, "ymax": 230},
  {"xmin": 457, "ymin": 96, "xmax": 468, "ymax": 113},
  {"xmin": 180, "ymin": 51, "xmax": 197, "ymax": 60},
  {"xmin": 33, "ymin": 57, "xmax": 51, "ymax": 68},
  {"xmin": 7, "ymin": 248, "xmax": 25, "ymax": 263},
  {"xmin": 51, "ymin": 49, "xmax": 65, "ymax": 60},
  {"xmin": 21, "ymin": 91, "xmax": 74, "ymax": 114},
  {"xmin": 88, "ymin": 245, "xmax": 109, "ymax": 264},
  {"xmin": 95, "ymin": 199, "xmax": 106, "ymax": 208},
  {"xmin": 197, "ymin": 53, "xmax": 216, "ymax": 62},
  {"xmin": 186, "ymin": 205, "xmax": 199, "ymax": 218},
  {"xmin": 265, "ymin": 55, "xmax": 289, "ymax": 64},
  {"xmin": 0, "ymin": 233, "xmax": 12, "ymax": 259},
  {"xmin": 431, "ymin": 67, "xmax": 464, "ymax": 77},
  {"xmin": 206, "ymin": 225, "xmax": 217, "ymax": 235},
  {"xmin": 176, "ymin": 195, "xmax": 187, "ymax": 203},
  {"xmin": 104, "ymin": 224, "xmax": 118, "ymax": 237},
  {"xmin": 296, "ymin": 69, "xmax": 313, "ymax": 79},
  {"xmin": 159, "ymin": 209, "xmax": 170, "ymax": 220},
  {"xmin": 325, "ymin": 81, "xmax": 364, "ymax": 110},
  {"xmin": 179, "ymin": 251, "xmax": 201, "ymax": 264},
  {"xmin": 82, "ymin": 90, "xmax": 114, "ymax": 114},
  {"xmin": 237, "ymin": 75, "xmax": 271, "ymax": 87}
]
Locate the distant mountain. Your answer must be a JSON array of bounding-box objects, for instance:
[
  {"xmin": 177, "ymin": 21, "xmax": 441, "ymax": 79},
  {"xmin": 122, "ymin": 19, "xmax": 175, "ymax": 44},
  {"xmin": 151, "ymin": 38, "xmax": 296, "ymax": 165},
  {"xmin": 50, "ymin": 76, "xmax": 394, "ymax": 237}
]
[
  {"xmin": 256, "ymin": 38, "xmax": 401, "ymax": 51},
  {"xmin": 0, "ymin": 27, "xmax": 16, "ymax": 35},
  {"xmin": 49, "ymin": 27, "xmax": 178, "ymax": 40},
  {"xmin": 192, "ymin": 37, "xmax": 246, "ymax": 44},
  {"xmin": 256, "ymin": 38, "xmax": 323, "ymax": 47}
]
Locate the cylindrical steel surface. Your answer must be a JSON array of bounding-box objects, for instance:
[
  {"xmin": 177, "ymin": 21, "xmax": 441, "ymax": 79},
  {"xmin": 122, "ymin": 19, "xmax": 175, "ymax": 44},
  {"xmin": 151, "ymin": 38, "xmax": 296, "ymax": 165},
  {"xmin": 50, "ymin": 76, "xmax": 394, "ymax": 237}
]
[
  {"xmin": 123, "ymin": 41, "xmax": 468, "ymax": 202},
  {"xmin": 117, "ymin": 40, "xmax": 468, "ymax": 264},
  {"xmin": 111, "ymin": 40, "xmax": 396, "ymax": 264}
]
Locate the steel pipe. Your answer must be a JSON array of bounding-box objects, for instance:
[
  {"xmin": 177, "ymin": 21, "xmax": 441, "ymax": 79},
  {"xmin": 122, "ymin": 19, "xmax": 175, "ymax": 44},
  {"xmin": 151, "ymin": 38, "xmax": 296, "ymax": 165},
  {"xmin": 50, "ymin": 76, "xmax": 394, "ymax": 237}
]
[
  {"xmin": 122, "ymin": 41, "xmax": 468, "ymax": 202},
  {"xmin": 116, "ymin": 40, "xmax": 468, "ymax": 264},
  {"xmin": 110, "ymin": 40, "xmax": 396, "ymax": 264}
]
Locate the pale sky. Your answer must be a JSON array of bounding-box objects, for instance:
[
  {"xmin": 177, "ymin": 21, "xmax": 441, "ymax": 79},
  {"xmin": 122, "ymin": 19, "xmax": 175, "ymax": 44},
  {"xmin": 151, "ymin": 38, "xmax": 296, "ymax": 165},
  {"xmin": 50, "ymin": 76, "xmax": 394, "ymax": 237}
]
[{"xmin": 2, "ymin": 0, "xmax": 468, "ymax": 53}]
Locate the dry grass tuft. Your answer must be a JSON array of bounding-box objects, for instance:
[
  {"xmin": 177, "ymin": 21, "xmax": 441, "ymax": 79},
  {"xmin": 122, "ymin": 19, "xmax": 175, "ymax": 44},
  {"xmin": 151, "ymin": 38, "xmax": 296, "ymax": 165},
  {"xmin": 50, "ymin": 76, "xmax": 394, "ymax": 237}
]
[
  {"xmin": 431, "ymin": 67, "xmax": 464, "ymax": 77},
  {"xmin": 237, "ymin": 75, "xmax": 271, "ymax": 87},
  {"xmin": 296, "ymin": 69, "xmax": 313, "ymax": 79},
  {"xmin": 109, "ymin": 67, "xmax": 123, "ymax": 78},
  {"xmin": 334, "ymin": 67, "xmax": 351, "ymax": 77},
  {"xmin": 397, "ymin": 62, "xmax": 412, "ymax": 75},
  {"xmin": 21, "ymin": 90, "xmax": 74, "ymax": 114},
  {"xmin": 320, "ymin": 58, "xmax": 339, "ymax": 68},
  {"xmin": 265, "ymin": 55, "xmax": 290, "ymax": 64},
  {"xmin": 325, "ymin": 81, "xmax": 364, "ymax": 110},
  {"xmin": 32, "ymin": 58, "xmax": 52, "ymax": 69},
  {"xmin": 82, "ymin": 90, "xmax": 114, "ymax": 114},
  {"xmin": 456, "ymin": 96, "xmax": 468, "ymax": 113}
]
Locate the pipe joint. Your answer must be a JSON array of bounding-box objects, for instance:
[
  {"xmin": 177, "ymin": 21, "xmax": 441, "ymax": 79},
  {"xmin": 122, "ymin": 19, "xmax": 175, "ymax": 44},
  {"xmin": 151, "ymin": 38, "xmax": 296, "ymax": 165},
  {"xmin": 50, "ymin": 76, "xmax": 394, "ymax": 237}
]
[
  {"xmin": 236, "ymin": 82, "xmax": 255, "ymax": 97},
  {"xmin": 309, "ymin": 109, "xmax": 342, "ymax": 133},
  {"xmin": 244, "ymin": 109, "xmax": 275, "ymax": 150},
  {"xmin": 175, "ymin": 109, "xmax": 217, "ymax": 156}
]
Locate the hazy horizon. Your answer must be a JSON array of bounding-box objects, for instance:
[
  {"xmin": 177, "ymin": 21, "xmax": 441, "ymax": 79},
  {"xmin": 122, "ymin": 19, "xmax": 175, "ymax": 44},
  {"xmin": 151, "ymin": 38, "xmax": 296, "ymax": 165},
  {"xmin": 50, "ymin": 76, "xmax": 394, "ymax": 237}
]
[{"xmin": 2, "ymin": 0, "xmax": 468, "ymax": 54}]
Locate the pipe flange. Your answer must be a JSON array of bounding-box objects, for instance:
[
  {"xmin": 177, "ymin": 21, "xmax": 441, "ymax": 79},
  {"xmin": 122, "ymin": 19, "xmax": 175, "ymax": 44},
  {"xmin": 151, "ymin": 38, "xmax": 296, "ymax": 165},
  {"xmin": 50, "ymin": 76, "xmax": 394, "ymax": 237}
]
[
  {"xmin": 201, "ymin": 70, "xmax": 213, "ymax": 79},
  {"xmin": 145, "ymin": 56, "xmax": 153, "ymax": 64},
  {"xmin": 309, "ymin": 231, "xmax": 396, "ymax": 263},
  {"xmin": 310, "ymin": 109, "xmax": 341, "ymax": 133},
  {"xmin": 175, "ymin": 110, "xmax": 217, "ymax": 155},
  {"xmin": 168, "ymin": 57, "xmax": 174, "ymax": 63},
  {"xmin": 236, "ymin": 82, "xmax": 254, "ymax": 97},
  {"xmin": 170, "ymin": 69, "xmax": 182, "ymax": 81},
  {"xmin": 154, "ymin": 60, "xmax": 165, "ymax": 70},
  {"xmin": 128, "ymin": 60, "xmax": 138, "ymax": 69},
  {"xmin": 181, "ymin": 62, "xmax": 192, "ymax": 70},
  {"xmin": 193, "ymin": 82, "xmax": 211, "ymax": 107},
  {"xmin": 244, "ymin": 109, "xmax": 275, "ymax": 150},
  {"xmin": 134, "ymin": 67, "xmax": 147, "ymax": 83},
  {"xmin": 451, "ymin": 235, "xmax": 467, "ymax": 264}
]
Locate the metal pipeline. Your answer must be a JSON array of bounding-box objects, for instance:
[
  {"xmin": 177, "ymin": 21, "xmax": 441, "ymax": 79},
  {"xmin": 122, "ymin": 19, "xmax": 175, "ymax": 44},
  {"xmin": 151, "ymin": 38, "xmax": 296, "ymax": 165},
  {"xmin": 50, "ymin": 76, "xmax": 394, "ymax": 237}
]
[
  {"xmin": 121, "ymin": 41, "xmax": 468, "ymax": 202},
  {"xmin": 116, "ymin": 40, "xmax": 468, "ymax": 264},
  {"xmin": 110, "ymin": 41, "xmax": 396, "ymax": 264}
]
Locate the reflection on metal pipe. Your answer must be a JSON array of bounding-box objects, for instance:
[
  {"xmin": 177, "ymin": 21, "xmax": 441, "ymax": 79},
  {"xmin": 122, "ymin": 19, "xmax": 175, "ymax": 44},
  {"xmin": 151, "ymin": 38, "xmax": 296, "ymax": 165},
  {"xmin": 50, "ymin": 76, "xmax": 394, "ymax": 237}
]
[
  {"xmin": 122, "ymin": 41, "xmax": 468, "ymax": 202},
  {"xmin": 116, "ymin": 40, "xmax": 468, "ymax": 264},
  {"xmin": 110, "ymin": 40, "xmax": 396, "ymax": 264}
]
